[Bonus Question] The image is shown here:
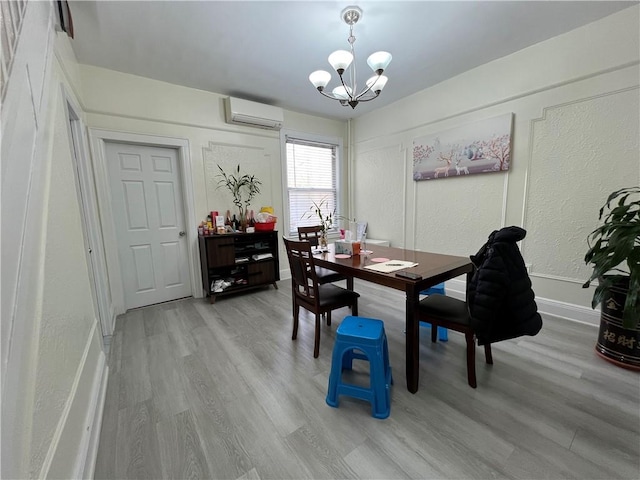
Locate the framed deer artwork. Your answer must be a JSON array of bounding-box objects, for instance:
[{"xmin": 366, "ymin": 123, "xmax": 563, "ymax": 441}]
[{"xmin": 412, "ymin": 113, "xmax": 513, "ymax": 181}]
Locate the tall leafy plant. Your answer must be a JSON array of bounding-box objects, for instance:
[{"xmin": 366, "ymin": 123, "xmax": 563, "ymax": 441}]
[
  {"xmin": 216, "ymin": 164, "xmax": 262, "ymax": 224},
  {"xmin": 302, "ymin": 198, "xmax": 354, "ymax": 233},
  {"xmin": 305, "ymin": 198, "xmax": 335, "ymax": 234},
  {"xmin": 583, "ymin": 186, "xmax": 640, "ymax": 329}
]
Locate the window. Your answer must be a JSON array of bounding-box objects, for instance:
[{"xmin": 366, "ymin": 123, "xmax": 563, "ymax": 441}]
[{"xmin": 283, "ymin": 133, "xmax": 341, "ymax": 236}]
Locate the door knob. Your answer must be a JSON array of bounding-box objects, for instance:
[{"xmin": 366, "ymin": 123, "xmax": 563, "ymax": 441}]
[{"xmin": 179, "ymin": 231, "xmax": 186, "ymax": 237}]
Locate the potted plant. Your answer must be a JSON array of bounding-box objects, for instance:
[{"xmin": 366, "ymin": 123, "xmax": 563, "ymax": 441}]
[
  {"xmin": 305, "ymin": 198, "xmax": 336, "ymax": 248},
  {"xmin": 583, "ymin": 186, "xmax": 640, "ymax": 369},
  {"xmin": 216, "ymin": 164, "xmax": 262, "ymax": 231}
]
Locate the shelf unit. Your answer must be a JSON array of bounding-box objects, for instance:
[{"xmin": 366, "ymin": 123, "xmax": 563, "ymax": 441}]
[{"xmin": 198, "ymin": 231, "xmax": 280, "ymax": 303}]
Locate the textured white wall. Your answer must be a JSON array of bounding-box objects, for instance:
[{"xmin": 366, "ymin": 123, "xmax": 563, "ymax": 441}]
[
  {"xmin": 414, "ymin": 170, "xmax": 507, "ymax": 257},
  {"xmin": 1, "ymin": 0, "xmax": 51, "ymax": 378},
  {"xmin": 203, "ymin": 142, "xmax": 279, "ymax": 217},
  {"xmin": 350, "ymin": 6, "xmax": 640, "ymax": 320},
  {"xmin": 526, "ymin": 89, "xmax": 639, "ymax": 284},
  {"xmin": 353, "ymin": 145, "xmax": 406, "ymax": 246},
  {"xmin": 1, "ymin": 3, "xmax": 106, "ymax": 479},
  {"xmin": 29, "ymin": 65, "xmax": 99, "ymax": 476}
]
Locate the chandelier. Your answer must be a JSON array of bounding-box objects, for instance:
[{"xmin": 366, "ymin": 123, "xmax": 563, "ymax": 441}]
[{"xmin": 309, "ymin": 6, "xmax": 391, "ymax": 109}]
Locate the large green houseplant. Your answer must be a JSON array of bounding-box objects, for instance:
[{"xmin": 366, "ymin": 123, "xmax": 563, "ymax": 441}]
[
  {"xmin": 216, "ymin": 164, "xmax": 261, "ymax": 229},
  {"xmin": 583, "ymin": 186, "xmax": 640, "ymax": 367}
]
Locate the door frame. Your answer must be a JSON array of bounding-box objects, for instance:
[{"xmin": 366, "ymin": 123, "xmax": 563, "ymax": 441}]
[
  {"xmin": 63, "ymin": 90, "xmax": 114, "ymax": 339},
  {"xmin": 88, "ymin": 129, "xmax": 200, "ymax": 315}
]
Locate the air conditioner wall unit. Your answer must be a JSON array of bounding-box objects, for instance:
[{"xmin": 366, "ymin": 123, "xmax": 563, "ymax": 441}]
[{"xmin": 225, "ymin": 97, "xmax": 284, "ymax": 130}]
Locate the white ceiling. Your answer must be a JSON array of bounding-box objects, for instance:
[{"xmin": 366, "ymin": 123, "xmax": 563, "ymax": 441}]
[{"xmin": 68, "ymin": 1, "xmax": 637, "ymax": 121}]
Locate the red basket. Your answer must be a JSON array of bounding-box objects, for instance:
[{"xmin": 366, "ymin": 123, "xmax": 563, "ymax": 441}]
[{"xmin": 254, "ymin": 222, "xmax": 276, "ymax": 231}]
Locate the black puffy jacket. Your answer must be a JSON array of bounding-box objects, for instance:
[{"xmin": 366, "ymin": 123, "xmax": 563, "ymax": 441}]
[{"xmin": 467, "ymin": 226, "xmax": 542, "ymax": 345}]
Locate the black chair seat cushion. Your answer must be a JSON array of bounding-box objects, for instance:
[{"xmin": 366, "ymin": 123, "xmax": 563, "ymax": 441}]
[
  {"xmin": 315, "ymin": 266, "xmax": 346, "ymax": 284},
  {"xmin": 417, "ymin": 295, "xmax": 471, "ymax": 327},
  {"xmin": 318, "ymin": 284, "xmax": 360, "ymax": 308}
]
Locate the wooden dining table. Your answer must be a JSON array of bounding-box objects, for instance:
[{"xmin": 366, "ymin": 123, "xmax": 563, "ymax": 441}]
[{"xmin": 313, "ymin": 243, "xmax": 473, "ymax": 393}]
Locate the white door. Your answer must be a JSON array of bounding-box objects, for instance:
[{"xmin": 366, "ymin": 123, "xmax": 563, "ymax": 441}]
[{"xmin": 105, "ymin": 142, "xmax": 192, "ymax": 309}]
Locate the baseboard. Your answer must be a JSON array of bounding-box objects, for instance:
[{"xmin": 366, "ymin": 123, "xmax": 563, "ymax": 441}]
[
  {"xmin": 445, "ymin": 279, "xmax": 599, "ymax": 327},
  {"xmin": 280, "ymin": 268, "xmax": 291, "ymax": 281},
  {"xmin": 532, "ymin": 297, "xmax": 599, "ymax": 326},
  {"xmin": 81, "ymin": 356, "xmax": 109, "ymax": 480}
]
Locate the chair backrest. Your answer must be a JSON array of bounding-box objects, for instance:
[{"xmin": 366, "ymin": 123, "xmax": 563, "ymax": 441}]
[
  {"xmin": 467, "ymin": 226, "xmax": 542, "ymax": 344},
  {"xmin": 297, "ymin": 225, "xmax": 322, "ymax": 247},
  {"xmin": 283, "ymin": 237, "xmax": 320, "ymax": 307}
]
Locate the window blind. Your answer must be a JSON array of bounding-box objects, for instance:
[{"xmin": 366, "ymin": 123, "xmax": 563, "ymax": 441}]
[{"xmin": 285, "ymin": 137, "xmax": 338, "ymax": 236}]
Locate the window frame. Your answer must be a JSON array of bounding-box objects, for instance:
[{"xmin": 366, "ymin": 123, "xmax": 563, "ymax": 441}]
[{"xmin": 280, "ymin": 129, "xmax": 344, "ymax": 238}]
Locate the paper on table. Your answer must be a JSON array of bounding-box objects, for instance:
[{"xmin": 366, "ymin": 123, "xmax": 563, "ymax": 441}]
[{"xmin": 364, "ymin": 260, "xmax": 418, "ymax": 273}]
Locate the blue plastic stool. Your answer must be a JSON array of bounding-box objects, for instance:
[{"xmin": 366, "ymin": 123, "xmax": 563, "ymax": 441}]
[
  {"xmin": 419, "ymin": 283, "xmax": 449, "ymax": 341},
  {"xmin": 326, "ymin": 316, "xmax": 393, "ymax": 419}
]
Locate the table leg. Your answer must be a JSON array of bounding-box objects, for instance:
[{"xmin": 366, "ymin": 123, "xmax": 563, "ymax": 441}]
[{"xmin": 405, "ymin": 284, "xmax": 420, "ymax": 393}]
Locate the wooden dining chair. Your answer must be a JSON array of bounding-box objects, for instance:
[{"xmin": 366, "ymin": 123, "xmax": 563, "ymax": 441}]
[
  {"xmin": 419, "ymin": 226, "xmax": 544, "ymax": 388},
  {"xmin": 284, "ymin": 238, "xmax": 360, "ymax": 358},
  {"xmin": 298, "ymin": 225, "xmax": 354, "ymax": 291},
  {"xmin": 416, "ymin": 294, "xmax": 493, "ymax": 388}
]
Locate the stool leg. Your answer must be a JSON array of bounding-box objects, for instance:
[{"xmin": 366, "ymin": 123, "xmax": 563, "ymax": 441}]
[
  {"xmin": 326, "ymin": 346, "xmax": 345, "ymax": 407},
  {"xmin": 382, "ymin": 332, "xmax": 393, "ymax": 385},
  {"xmin": 342, "ymin": 349, "xmax": 354, "ymax": 371},
  {"xmin": 438, "ymin": 326, "xmax": 449, "ymax": 342},
  {"xmin": 370, "ymin": 346, "xmax": 390, "ymax": 419}
]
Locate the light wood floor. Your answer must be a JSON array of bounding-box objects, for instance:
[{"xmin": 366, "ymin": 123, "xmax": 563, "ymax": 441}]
[{"xmin": 94, "ymin": 280, "xmax": 640, "ymax": 480}]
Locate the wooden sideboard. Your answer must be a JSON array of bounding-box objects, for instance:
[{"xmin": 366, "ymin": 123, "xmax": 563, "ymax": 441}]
[{"xmin": 198, "ymin": 231, "xmax": 279, "ymax": 303}]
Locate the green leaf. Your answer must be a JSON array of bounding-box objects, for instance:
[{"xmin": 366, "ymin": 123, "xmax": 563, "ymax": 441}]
[
  {"xmin": 584, "ymin": 186, "xmax": 640, "ymax": 329},
  {"xmin": 215, "ymin": 164, "xmax": 262, "ymax": 211}
]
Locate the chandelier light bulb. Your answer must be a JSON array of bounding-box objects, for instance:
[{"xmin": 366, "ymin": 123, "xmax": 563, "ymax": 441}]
[
  {"xmin": 367, "ymin": 51, "xmax": 392, "ymax": 74},
  {"xmin": 366, "ymin": 75, "xmax": 388, "ymax": 93},
  {"xmin": 309, "ymin": 70, "xmax": 332, "ymax": 90},
  {"xmin": 309, "ymin": 6, "xmax": 390, "ymax": 109},
  {"xmin": 328, "ymin": 50, "xmax": 354, "ymax": 75},
  {"xmin": 332, "ymin": 85, "xmax": 352, "ymax": 100}
]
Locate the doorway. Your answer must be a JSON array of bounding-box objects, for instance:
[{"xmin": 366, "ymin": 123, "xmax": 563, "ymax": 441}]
[
  {"xmin": 105, "ymin": 142, "xmax": 192, "ymax": 309},
  {"xmin": 90, "ymin": 130, "xmax": 199, "ymax": 315}
]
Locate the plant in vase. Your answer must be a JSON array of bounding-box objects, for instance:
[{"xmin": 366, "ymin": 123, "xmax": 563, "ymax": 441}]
[
  {"xmin": 304, "ymin": 198, "xmax": 336, "ymax": 248},
  {"xmin": 583, "ymin": 186, "xmax": 640, "ymax": 369},
  {"xmin": 216, "ymin": 164, "xmax": 262, "ymax": 231}
]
